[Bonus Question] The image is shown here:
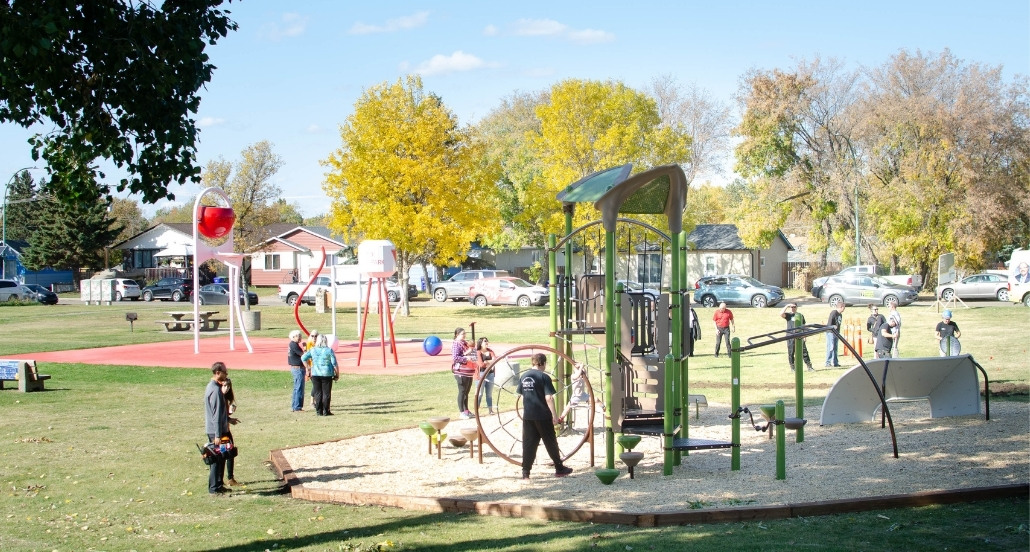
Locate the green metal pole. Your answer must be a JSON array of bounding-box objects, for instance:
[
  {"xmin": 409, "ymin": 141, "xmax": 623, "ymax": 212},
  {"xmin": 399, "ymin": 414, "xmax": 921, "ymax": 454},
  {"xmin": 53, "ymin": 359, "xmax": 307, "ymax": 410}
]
[
  {"xmin": 563, "ymin": 206, "xmax": 574, "ymax": 383},
  {"xmin": 679, "ymin": 230, "xmax": 689, "ymax": 450},
  {"xmin": 731, "ymin": 337, "xmax": 741, "ymax": 471},
  {"xmin": 547, "ymin": 234, "xmax": 563, "ymax": 413},
  {"xmin": 670, "ymin": 230, "xmax": 682, "ymax": 467},
  {"xmin": 604, "ymin": 229, "xmax": 616, "ymax": 470},
  {"xmin": 793, "ymin": 313, "xmax": 806, "ymax": 443},
  {"xmin": 775, "ymin": 400, "xmax": 786, "ymax": 480},
  {"xmin": 663, "ymin": 352, "xmax": 674, "ymax": 475}
]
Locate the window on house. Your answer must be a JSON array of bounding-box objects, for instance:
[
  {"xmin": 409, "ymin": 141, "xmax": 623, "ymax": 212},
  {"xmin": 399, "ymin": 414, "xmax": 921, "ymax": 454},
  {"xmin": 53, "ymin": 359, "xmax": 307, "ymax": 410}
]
[
  {"xmin": 705, "ymin": 256, "xmax": 716, "ymax": 275},
  {"xmin": 264, "ymin": 254, "xmax": 281, "ymax": 270},
  {"xmin": 760, "ymin": 256, "xmax": 766, "ymax": 267},
  {"xmin": 637, "ymin": 253, "xmax": 662, "ymax": 287}
]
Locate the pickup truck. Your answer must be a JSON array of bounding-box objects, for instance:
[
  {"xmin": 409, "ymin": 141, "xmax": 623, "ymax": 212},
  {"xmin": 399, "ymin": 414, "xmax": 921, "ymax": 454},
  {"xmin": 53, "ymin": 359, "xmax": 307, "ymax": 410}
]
[
  {"xmin": 278, "ymin": 276, "xmax": 415, "ymax": 306},
  {"xmin": 812, "ymin": 265, "xmax": 922, "ymax": 297}
]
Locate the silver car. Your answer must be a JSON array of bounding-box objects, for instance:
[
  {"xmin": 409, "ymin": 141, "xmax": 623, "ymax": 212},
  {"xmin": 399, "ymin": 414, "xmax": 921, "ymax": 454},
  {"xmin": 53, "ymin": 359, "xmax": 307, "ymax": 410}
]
[
  {"xmin": 817, "ymin": 275, "xmax": 918, "ymax": 307},
  {"xmin": 694, "ymin": 274, "xmax": 785, "ymax": 308},
  {"xmin": 432, "ymin": 269, "xmax": 509, "ymax": 302},
  {"xmin": 0, "ymin": 279, "xmax": 32, "ymax": 301},
  {"xmin": 935, "ymin": 273, "xmax": 1009, "ymax": 302}
]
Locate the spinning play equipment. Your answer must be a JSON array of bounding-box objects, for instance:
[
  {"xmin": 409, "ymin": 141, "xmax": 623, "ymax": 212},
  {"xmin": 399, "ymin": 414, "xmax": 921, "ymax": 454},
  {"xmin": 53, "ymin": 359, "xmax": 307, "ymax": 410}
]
[{"xmin": 190, "ymin": 188, "xmax": 252, "ymax": 354}]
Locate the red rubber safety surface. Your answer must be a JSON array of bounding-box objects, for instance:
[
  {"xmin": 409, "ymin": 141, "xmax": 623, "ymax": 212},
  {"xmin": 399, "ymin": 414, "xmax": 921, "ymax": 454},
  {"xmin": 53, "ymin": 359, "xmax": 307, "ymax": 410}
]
[{"xmin": 22, "ymin": 337, "xmax": 478, "ymax": 375}]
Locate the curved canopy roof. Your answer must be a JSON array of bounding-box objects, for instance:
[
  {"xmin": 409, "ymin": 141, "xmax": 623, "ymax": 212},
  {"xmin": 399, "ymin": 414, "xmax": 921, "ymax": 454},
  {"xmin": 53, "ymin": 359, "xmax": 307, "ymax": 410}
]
[{"xmin": 555, "ymin": 163, "xmax": 688, "ymax": 234}]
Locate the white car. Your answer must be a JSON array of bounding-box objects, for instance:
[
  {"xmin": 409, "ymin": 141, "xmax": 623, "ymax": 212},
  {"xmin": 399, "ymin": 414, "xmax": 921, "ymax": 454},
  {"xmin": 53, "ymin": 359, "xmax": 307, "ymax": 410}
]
[
  {"xmin": 0, "ymin": 279, "xmax": 32, "ymax": 301},
  {"xmin": 935, "ymin": 273, "xmax": 1009, "ymax": 302},
  {"xmin": 113, "ymin": 278, "xmax": 142, "ymax": 301}
]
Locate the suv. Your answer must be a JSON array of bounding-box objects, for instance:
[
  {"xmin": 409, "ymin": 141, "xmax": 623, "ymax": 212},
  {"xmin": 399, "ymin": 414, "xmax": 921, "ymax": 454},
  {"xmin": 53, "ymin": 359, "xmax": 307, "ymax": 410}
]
[
  {"xmin": 694, "ymin": 274, "xmax": 785, "ymax": 308},
  {"xmin": 432, "ymin": 269, "xmax": 509, "ymax": 302},
  {"xmin": 0, "ymin": 279, "xmax": 32, "ymax": 301},
  {"xmin": 113, "ymin": 278, "xmax": 141, "ymax": 301},
  {"xmin": 141, "ymin": 277, "xmax": 193, "ymax": 302},
  {"xmin": 817, "ymin": 274, "xmax": 918, "ymax": 307}
]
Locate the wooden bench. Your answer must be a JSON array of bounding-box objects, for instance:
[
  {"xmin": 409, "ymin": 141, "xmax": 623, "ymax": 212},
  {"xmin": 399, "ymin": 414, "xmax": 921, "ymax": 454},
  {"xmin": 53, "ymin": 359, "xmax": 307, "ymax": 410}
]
[{"xmin": 0, "ymin": 359, "xmax": 51, "ymax": 392}]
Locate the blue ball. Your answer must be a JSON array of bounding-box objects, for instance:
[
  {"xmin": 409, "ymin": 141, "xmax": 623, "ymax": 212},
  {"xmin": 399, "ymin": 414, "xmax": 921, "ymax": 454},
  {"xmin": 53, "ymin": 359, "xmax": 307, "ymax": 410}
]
[{"xmin": 423, "ymin": 336, "xmax": 443, "ymax": 356}]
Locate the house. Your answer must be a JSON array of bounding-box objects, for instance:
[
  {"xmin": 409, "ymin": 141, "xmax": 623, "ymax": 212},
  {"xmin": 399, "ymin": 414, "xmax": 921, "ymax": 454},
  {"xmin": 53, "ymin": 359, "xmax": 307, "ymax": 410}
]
[
  {"xmin": 685, "ymin": 224, "xmax": 794, "ymax": 288},
  {"xmin": 247, "ymin": 226, "xmax": 348, "ymax": 287},
  {"xmin": 113, "ymin": 222, "xmax": 194, "ymax": 273}
]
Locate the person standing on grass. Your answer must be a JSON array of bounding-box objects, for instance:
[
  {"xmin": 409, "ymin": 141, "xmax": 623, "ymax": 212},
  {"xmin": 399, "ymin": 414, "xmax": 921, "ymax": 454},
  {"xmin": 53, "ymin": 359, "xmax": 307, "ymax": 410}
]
[
  {"xmin": 781, "ymin": 303, "xmax": 813, "ymax": 372},
  {"xmin": 302, "ymin": 334, "xmax": 339, "ymax": 416},
  {"xmin": 712, "ymin": 302, "xmax": 734, "ymax": 358},
  {"xmin": 825, "ymin": 302, "xmax": 845, "ymax": 367},
  {"xmin": 204, "ymin": 361, "xmax": 237, "ymax": 494},
  {"xmin": 451, "ymin": 327, "xmax": 476, "ymax": 419},
  {"xmin": 475, "ymin": 337, "xmax": 496, "ymax": 415},
  {"xmin": 305, "ymin": 330, "xmax": 319, "ymax": 408},
  {"xmin": 887, "ymin": 304, "xmax": 902, "ymax": 357},
  {"xmin": 875, "ymin": 316, "xmax": 898, "ymax": 359},
  {"xmin": 221, "ymin": 377, "xmax": 240, "ymax": 486},
  {"xmin": 287, "ymin": 330, "xmax": 305, "ymax": 412},
  {"xmin": 866, "ymin": 305, "xmax": 886, "ymax": 346},
  {"xmin": 935, "ymin": 310, "xmax": 961, "ymax": 356},
  {"xmin": 516, "ymin": 353, "xmax": 573, "ymax": 480}
]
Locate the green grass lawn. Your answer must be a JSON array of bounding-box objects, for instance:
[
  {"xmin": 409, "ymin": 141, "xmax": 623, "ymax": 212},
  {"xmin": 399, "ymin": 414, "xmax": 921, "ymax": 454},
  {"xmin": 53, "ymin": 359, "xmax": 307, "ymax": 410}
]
[{"xmin": 0, "ymin": 297, "xmax": 1026, "ymax": 551}]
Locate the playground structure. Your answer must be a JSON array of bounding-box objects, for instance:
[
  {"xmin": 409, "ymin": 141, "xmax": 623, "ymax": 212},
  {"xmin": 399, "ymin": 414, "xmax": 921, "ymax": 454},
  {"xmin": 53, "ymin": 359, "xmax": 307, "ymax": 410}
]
[
  {"xmin": 471, "ymin": 164, "xmax": 993, "ymax": 480},
  {"xmin": 190, "ymin": 187, "xmax": 252, "ymax": 354}
]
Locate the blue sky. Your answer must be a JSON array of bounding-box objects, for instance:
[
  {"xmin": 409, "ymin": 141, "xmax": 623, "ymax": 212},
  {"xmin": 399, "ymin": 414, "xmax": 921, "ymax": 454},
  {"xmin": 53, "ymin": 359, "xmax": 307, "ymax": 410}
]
[{"xmin": 2, "ymin": 1, "xmax": 1028, "ymax": 218}]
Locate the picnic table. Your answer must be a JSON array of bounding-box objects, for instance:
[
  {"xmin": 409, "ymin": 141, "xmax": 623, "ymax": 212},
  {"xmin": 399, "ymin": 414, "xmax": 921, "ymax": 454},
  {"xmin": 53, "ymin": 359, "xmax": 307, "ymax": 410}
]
[{"xmin": 156, "ymin": 311, "xmax": 227, "ymax": 332}]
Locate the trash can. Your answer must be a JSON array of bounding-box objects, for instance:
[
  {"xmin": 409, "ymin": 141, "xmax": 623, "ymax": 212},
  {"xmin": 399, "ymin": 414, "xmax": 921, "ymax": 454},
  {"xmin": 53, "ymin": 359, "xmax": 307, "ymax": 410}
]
[{"xmin": 241, "ymin": 310, "xmax": 261, "ymax": 331}]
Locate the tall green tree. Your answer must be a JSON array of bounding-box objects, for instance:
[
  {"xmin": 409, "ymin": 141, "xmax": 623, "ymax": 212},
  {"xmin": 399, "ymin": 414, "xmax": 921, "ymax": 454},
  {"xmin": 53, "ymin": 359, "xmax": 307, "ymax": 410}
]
[
  {"xmin": 0, "ymin": 0, "xmax": 237, "ymax": 205},
  {"xmin": 21, "ymin": 183, "xmax": 122, "ymax": 278},
  {"xmin": 322, "ymin": 75, "xmax": 499, "ymax": 315},
  {"xmin": 3, "ymin": 169, "xmax": 37, "ymax": 242}
]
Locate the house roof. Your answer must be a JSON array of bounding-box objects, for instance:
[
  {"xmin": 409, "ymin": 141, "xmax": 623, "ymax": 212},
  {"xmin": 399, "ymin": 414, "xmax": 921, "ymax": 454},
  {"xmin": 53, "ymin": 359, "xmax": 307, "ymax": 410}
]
[{"xmin": 686, "ymin": 224, "xmax": 795, "ymax": 252}]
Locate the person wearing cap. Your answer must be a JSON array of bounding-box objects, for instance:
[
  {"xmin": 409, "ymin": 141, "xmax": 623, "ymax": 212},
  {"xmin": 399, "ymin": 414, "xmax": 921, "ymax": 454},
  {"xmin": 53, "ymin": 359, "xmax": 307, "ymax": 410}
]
[
  {"xmin": 935, "ymin": 310, "xmax": 961, "ymax": 356},
  {"xmin": 865, "ymin": 305, "xmax": 886, "ymax": 346},
  {"xmin": 875, "ymin": 316, "xmax": 899, "ymax": 359},
  {"xmin": 204, "ymin": 361, "xmax": 238, "ymax": 494},
  {"xmin": 780, "ymin": 303, "xmax": 813, "ymax": 372}
]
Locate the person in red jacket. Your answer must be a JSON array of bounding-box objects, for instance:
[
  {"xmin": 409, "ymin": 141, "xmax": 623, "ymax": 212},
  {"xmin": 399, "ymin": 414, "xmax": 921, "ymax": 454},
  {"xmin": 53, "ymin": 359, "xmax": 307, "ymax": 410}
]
[{"xmin": 712, "ymin": 302, "xmax": 735, "ymax": 358}]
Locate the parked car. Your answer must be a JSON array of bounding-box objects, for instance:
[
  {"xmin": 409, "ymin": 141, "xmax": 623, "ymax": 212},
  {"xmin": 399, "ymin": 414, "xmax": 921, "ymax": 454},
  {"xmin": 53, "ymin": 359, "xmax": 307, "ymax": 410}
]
[
  {"xmin": 935, "ymin": 273, "xmax": 1009, "ymax": 302},
  {"xmin": 279, "ymin": 275, "xmax": 413, "ymax": 306},
  {"xmin": 468, "ymin": 277, "xmax": 548, "ymax": 307},
  {"xmin": 616, "ymin": 280, "xmax": 660, "ymax": 299},
  {"xmin": 694, "ymin": 275, "xmax": 785, "ymax": 308},
  {"xmin": 197, "ymin": 283, "xmax": 259, "ymax": 306},
  {"xmin": 113, "ymin": 278, "xmax": 141, "ymax": 301},
  {"xmin": 23, "ymin": 284, "xmax": 59, "ymax": 305},
  {"xmin": 812, "ymin": 265, "xmax": 923, "ymax": 296},
  {"xmin": 432, "ymin": 269, "xmax": 510, "ymax": 302},
  {"xmin": 141, "ymin": 277, "xmax": 193, "ymax": 302},
  {"xmin": 816, "ymin": 274, "xmax": 918, "ymax": 307},
  {"xmin": 0, "ymin": 279, "xmax": 32, "ymax": 301}
]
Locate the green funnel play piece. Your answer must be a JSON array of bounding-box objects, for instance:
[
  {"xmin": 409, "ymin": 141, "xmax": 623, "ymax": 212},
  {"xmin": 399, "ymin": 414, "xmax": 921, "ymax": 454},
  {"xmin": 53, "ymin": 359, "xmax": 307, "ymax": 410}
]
[
  {"xmin": 759, "ymin": 404, "xmax": 777, "ymax": 421},
  {"xmin": 595, "ymin": 468, "xmax": 620, "ymax": 485},
  {"xmin": 617, "ymin": 435, "xmax": 642, "ymax": 450},
  {"xmin": 419, "ymin": 421, "xmax": 436, "ymax": 436}
]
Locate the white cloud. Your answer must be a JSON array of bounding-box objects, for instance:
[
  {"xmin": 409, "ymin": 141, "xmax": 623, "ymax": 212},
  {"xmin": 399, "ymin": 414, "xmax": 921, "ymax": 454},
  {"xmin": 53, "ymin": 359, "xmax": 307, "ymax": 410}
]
[
  {"xmin": 512, "ymin": 18, "xmax": 567, "ymax": 37},
  {"xmin": 506, "ymin": 18, "xmax": 614, "ymax": 44},
  {"xmin": 197, "ymin": 117, "xmax": 226, "ymax": 128},
  {"xmin": 260, "ymin": 13, "xmax": 308, "ymax": 42},
  {"xmin": 482, "ymin": 24, "xmax": 499, "ymax": 36},
  {"xmin": 350, "ymin": 10, "xmax": 429, "ymax": 35},
  {"xmin": 413, "ymin": 51, "xmax": 499, "ymax": 76},
  {"xmin": 305, "ymin": 124, "xmax": 324, "ymax": 134}
]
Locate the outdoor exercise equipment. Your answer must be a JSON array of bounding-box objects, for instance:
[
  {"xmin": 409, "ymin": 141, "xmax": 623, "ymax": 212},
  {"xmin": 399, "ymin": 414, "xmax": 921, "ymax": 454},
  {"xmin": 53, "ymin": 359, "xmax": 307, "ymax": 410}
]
[
  {"xmin": 473, "ymin": 344, "xmax": 596, "ymax": 467},
  {"xmin": 190, "ymin": 187, "xmax": 252, "ymax": 354}
]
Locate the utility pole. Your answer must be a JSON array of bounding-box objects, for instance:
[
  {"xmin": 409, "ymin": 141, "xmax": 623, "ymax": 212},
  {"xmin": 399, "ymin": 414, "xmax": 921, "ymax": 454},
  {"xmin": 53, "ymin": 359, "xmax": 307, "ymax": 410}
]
[{"xmin": 854, "ymin": 185, "xmax": 861, "ymax": 266}]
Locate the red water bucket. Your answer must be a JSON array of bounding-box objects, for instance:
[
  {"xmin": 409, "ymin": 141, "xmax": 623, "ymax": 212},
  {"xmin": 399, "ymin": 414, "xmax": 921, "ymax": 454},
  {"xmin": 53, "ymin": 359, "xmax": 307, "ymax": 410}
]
[{"xmin": 198, "ymin": 206, "xmax": 235, "ymax": 239}]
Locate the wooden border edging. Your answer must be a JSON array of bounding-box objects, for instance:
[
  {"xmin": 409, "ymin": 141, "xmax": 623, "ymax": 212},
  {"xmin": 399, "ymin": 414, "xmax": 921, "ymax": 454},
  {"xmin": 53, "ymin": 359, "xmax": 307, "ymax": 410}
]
[{"xmin": 268, "ymin": 449, "xmax": 1027, "ymax": 527}]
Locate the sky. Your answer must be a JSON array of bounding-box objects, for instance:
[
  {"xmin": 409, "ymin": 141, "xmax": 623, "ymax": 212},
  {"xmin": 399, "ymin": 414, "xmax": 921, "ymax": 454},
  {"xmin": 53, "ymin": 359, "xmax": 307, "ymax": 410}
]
[{"xmin": 2, "ymin": 0, "xmax": 1028, "ymax": 218}]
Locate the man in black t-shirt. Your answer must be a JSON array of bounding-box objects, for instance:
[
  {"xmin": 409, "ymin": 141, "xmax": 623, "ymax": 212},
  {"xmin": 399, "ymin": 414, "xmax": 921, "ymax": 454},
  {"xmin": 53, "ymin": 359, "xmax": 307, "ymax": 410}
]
[
  {"xmin": 824, "ymin": 303, "xmax": 845, "ymax": 367},
  {"xmin": 516, "ymin": 353, "xmax": 573, "ymax": 479},
  {"xmin": 875, "ymin": 317, "xmax": 898, "ymax": 358}
]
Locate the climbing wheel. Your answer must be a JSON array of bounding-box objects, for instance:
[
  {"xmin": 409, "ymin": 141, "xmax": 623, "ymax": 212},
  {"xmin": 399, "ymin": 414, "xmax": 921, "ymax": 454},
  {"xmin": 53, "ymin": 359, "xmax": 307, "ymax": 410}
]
[{"xmin": 473, "ymin": 344, "xmax": 596, "ymax": 466}]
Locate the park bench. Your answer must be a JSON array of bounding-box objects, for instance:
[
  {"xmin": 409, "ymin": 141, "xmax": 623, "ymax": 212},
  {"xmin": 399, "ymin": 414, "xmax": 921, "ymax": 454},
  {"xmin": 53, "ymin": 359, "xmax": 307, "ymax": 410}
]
[{"xmin": 0, "ymin": 359, "xmax": 51, "ymax": 392}]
